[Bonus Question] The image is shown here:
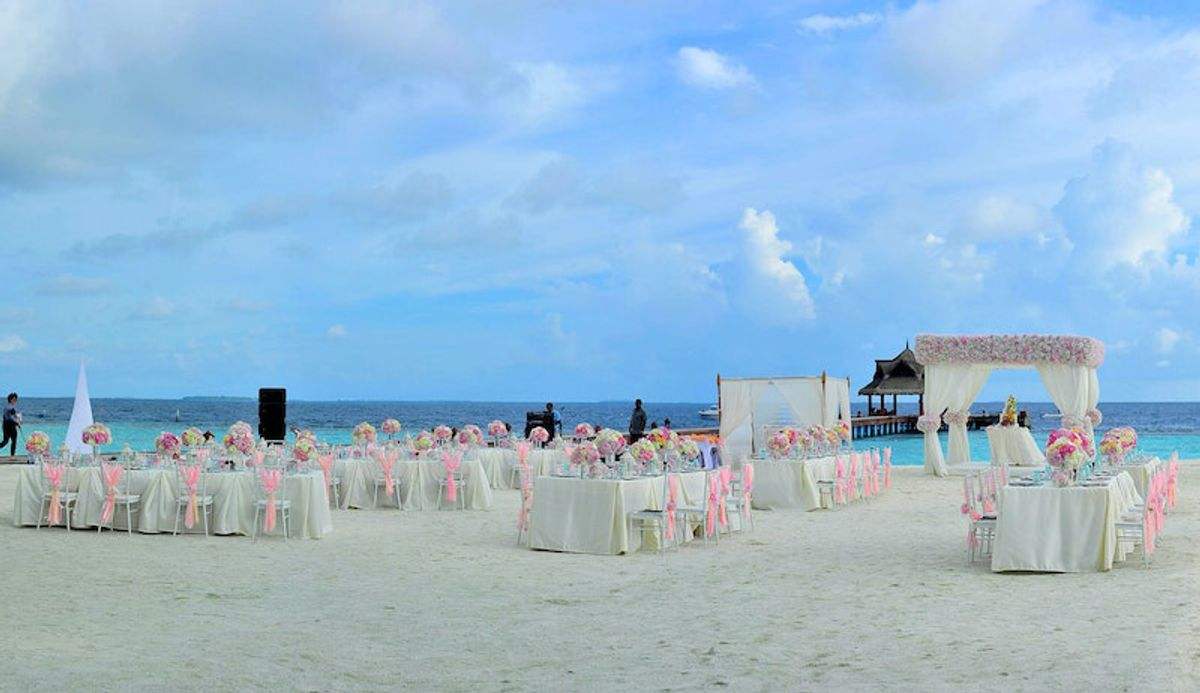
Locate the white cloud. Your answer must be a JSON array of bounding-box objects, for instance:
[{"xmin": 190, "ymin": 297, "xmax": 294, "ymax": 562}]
[
  {"xmin": 37, "ymin": 274, "xmax": 112, "ymax": 296},
  {"xmin": 0, "ymin": 335, "xmax": 27, "ymax": 353},
  {"xmin": 738, "ymin": 208, "xmax": 815, "ymax": 320},
  {"xmin": 503, "ymin": 62, "xmax": 592, "ymax": 127},
  {"xmin": 967, "ymin": 195, "xmax": 1045, "ymax": 238},
  {"xmin": 798, "ymin": 12, "xmax": 881, "ymax": 35},
  {"xmin": 326, "ymin": 324, "xmax": 347, "ymax": 339},
  {"xmin": 132, "ymin": 297, "xmax": 175, "ymax": 320},
  {"xmin": 676, "ymin": 47, "xmax": 756, "ymax": 90},
  {"xmin": 923, "ymin": 232, "xmax": 945, "ymax": 246},
  {"xmin": 1156, "ymin": 327, "xmax": 1181, "ymax": 354},
  {"xmin": 1054, "ymin": 141, "xmax": 1189, "ymax": 269}
]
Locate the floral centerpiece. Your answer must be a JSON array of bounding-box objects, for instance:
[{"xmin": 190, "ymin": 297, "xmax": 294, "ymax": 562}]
[
  {"xmin": 462, "ymin": 424, "xmax": 484, "ymax": 445},
  {"xmin": 295, "ymin": 429, "xmax": 317, "ymax": 443},
  {"xmin": 81, "ymin": 423, "xmax": 112, "ymax": 461},
  {"xmin": 646, "ymin": 427, "xmax": 670, "ymax": 448},
  {"xmin": 25, "ymin": 431, "xmax": 50, "ymax": 459},
  {"xmin": 433, "ymin": 425, "xmax": 453, "ymax": 445},
  {"xmin": 528, "ymin": 426, "xmax": 549, "ymax": 445},
  {"xmin": 1045, "ymin": 428, "xmax": 1093, "ymax": 486},
  {"xmin": 767, "ymin": 430, "xmax": 792, "ymax": 459},
  {"xmin": 570, "ymin": 440, "xmax": 602, "ymax": 477},
  {"xmin": 678, "ymin": 437, "xmax": 700, "ymax": 462},
  {"xmin": 381, "ymin": 418, "xmax": 403, "ymax": 439},
  {"xmin": 352, "ymin": 422, "xmax": 377, "ymax": 447},
  {"xmin": 155, "ymin": 431, "xmax": 181, "ymax": 456},
  {"xmin": 293, "ymin": 436, "xmax": 316, "ymax": 463},
  {"xmin": 626, "ymin": 439, "xmax": 656, "ymax": 472},
  {"xmin": 411, "ymin": 430, "xmax": 434, "ymax": 454},
  {"xmin": 487, "ymin": 420, "xmax": 507, "ymax": 439},
  {"xmin": 1000, "ymin": 395, "xmax": 1018, "ymax": 426},
  {"xmin": 595, "ymin": 428, "xmax": 627, "ymax": 458},
  {"xmin": 574, "ymin": 423, "xmax": 595, "ymax": 438},
  {"xmin": 1099, "ymin": 426, "xmax": 1137, "ymax": 466},
  {"xmin": 223, "ymin": 422, "xmax": 255, "ymax": 456},
  {"xmin": 181, "ymin": 427, "xmax": 205, "ymax": 448}
]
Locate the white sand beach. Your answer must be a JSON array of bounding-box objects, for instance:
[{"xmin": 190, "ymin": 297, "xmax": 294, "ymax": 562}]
[{"xmin": 2, "ymin": 463, "xmax": 1197, "ymax": 691}]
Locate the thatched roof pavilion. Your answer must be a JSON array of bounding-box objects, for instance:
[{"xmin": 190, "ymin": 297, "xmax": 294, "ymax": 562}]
[{"xmin": 859, "ymin": 343, "xmax": 924, "ymax": 415}]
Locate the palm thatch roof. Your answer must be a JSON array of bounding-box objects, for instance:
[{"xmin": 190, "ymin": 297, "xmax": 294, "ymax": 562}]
[{"xmin": 858, "ymin": 344, "xmax": 924, "ymax": 396}]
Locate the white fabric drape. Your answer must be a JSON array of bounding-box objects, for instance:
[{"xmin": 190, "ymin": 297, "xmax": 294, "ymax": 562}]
[
  {"xmin": 822, "ymin": 378, "xmax": 851, "ymax": 428},
  {"xmin": 1037, "ymin": 364, "xmax": 1092, "ymax": 437},
  {"xmin": 773, "ymin": 379, "xmax": 824, "ymax": 430},
  {"xmin": 945, "ymin": 364, "xmax": 992, "ymax": 466},
  {"xmin": 920, "ymin": 365, "xmax": 956, "ymax": 477},
  {"xmin": 719, "ymin": 380, "xmax": 761, "ymax": 464}
]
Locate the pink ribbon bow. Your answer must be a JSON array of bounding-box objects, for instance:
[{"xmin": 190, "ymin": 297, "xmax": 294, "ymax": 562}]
[
  {"xmin": 742, "ymin": 463, "xmax": 755, "ymax": 502},
  {"xmin": 100, "ymin": 462, "xmax": 124, "ymax": 524},
  {"xmin": 373, "ymin": 449, "xmax": 396, "ymax": 497},
  {"xmin": 317, "ymin": 453, "xmax": 334, "ymax": 491},
  {"xmin": 443, "ymin": 451, "xmax": 462, "ymax": 502},
  {"xmin": 665, "ymin": 474, "xmax": 679, "ymax": 540},
  {"xmin": 883, "ymin": 447, "xmax": 892, "ymax": 489},
  {"xmin": 260, "ymin": 468, "xmax": 282, "ymax": 533},
  {"xmin": 706, "ymin": 474, "xmax": 721, "ymax": 537},
  {"xmin": 717, "ymin": 467, "xmax": 732, "ymax": 528},
  {"xmin": 44, "ymin": 463, "xmax": 64, "ymax": 525},
  {"xmin": 180, "ymin": 463, "xmax": 201, "ymax": 528},
  {"xmin": 834, "ymin": 456, "xmax": 846, "ymax": 504}
]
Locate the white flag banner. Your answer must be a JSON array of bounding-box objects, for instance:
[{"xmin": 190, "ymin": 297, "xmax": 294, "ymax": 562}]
[{"xmin": 64, "ymin": 362, "xmax": 94, "ymax": 454}]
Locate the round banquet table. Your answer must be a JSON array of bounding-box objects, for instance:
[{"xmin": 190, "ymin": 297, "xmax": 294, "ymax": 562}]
[
  {"xmin": 990, "ymin": 471, "xmax": 1141, "ymax": 573},
  {"xmin": 334, "ymin": 456, "xmax": 493, "ymax": 510},
  {"xmin": 749, "ymin": 456, "xmax": 839, "ymax": 511},
  {"xmin": 11, "ymin": 465, "xmax": 332, "ymax": 538},
  {"xmin": 985, "ymin": 425, "xmax": 1043, "ymax": 467},
  {"xmin": 528, "ymin": 471, "xmax": 714, "ymax": 555}
]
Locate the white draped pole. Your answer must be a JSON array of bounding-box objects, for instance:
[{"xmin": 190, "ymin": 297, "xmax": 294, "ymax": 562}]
[{"xmin": 65, "ymin": 361, "xmax": 94, "ymax": 454}]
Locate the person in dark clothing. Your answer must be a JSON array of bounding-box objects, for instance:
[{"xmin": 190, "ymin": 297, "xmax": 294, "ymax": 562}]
[
  {"xmin": 1, "ymin": 392, "xmax": 21, "ymax": 456},
  {"xmin": 628, "ymin": 399, "xmax": 647, "ymax": 444},
  {"xmin": 545, "ymin": 402, "xmax": 562, "ymax": 438}
]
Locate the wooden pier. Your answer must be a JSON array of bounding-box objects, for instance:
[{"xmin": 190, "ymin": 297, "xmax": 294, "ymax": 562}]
[{"xmin": 850, "ymin": 411, "xmax": 1029, "ymax": 439}]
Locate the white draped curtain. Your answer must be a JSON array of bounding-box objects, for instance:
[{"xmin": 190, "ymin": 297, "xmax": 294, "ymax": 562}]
[
  {"xmin": 921, "ymin": 364, "xmax": 992, "ymax": 476},
  {"xmin": 719, "ymin": 376, "xmax": 850, "ymax": 462},
  {"xmin": 719, "ymin": 379, "xmax": 761, "ymax": 464},
  {"xmin": 1037, "ymin": 363, "xmax": 1094, "ymax": 439}
]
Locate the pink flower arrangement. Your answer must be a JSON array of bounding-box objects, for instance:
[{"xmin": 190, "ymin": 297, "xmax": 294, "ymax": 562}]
[
  {"xmin": 381, "ymin": 419, "xmax": 403, "ymax": 436},
  {"xmin": 25, "ymin": 431, "xmax": 50, "ymax": 456},
  {"xmin": 1100, "ymin": 427, "xmax": 1137, "ymax": 463},
  {"xmin": 678, "ymin": 437, "xmax": 700, "ymax": 460},
  {"xmin": 293, "ymin": 437, "xmax": 316, "ymax": 462},
  {"xmin": 1046, "ymin": 427, "xmax": 1093, "ymax": 478},
  {"xmin": 463, "ymin": 424, "xmax": 484, "ymax": 445},
  {"xmin": 181, "ymin": 427, "xmax": 205, "ymax": 447},
  {"xmin": 595, "ymin": 428, "xmax": 626, "ymax": 457},
  {"xmin": 81, "ymin": 423, "xmax": 112, "ymax": 447},
  {"xmin": 433, "ymin": 425, "xmax": 453, "ymax": 442},
  {"xmin": 487, "ymin": 420, "xmax": 507, "ymax": 437},
  {"xmin": 411, "ymin": 431, "xmax": 434, "ymax": 452},
  {"xmin": 155, "ymin": 431, "xmax": 181, "ymax": 455},
  {"xmin": 767, "ymin": 430, "xmax": 792, "ymax": 458},
  {"xmin": 574, "ymin": 423, "xmax": 595, "ymax": 438},
  {"xmin": 223, "ymin": 422, "xmax": 255, "ymax": 455},
  {"xmin": 528, "ymin": 426, "xmax": 549, "ymax": 444},
  {"xmin": 837, "ymin": 420, "xmax": 851, "ymax": 442},
  {"xmin": 295, "ymin": 429, "xmax": 317, "ymax": 443},
  {"xmin": 570, "ymin": 440, "xmax": 600, "ymax": 466},
  {"xmin": 627, "ymin": 439, "xmax": 656, "ymax": 463},
  {"xmin": 646, "ymin": 428, "xmax": 670, "ymax": 449},
  {"xmin": 352, "ymin": 422, "xmax": 377, "ymax": 446},
  {"xmin": 915, "ymin": 334, "xmax": 1105, "ymax": 367}
]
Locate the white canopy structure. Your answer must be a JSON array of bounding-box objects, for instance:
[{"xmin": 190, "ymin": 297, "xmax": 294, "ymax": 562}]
[
  {"xmin": 913, "ymin": 334, "xmax": 1105, "ymax": 477},
  {"xmin": 64, "ymin": 362, "xmax": 95, "ymax": 455},
  {"xmin": 718, "ymin": 374, "xmax": 851, "ymax": 463}
]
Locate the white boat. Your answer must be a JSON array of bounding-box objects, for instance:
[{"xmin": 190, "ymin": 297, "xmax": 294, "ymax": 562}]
[{"xmin": 698, "ymin": 406, "xmax": 719, "ymax": 419}]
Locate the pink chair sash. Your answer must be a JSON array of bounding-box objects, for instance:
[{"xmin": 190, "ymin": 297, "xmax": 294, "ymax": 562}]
[
  {"xmin": 834, "ymin": 456, "xmax": 847, "ymax": 504},
  {"xmin": 251, "ymin": 450, "xmax": 264, "ymax": 468},
  {"xmin": 443, "ymin": 452, "xmax": 462, "ymax": 502},
  {"xmin": 665, "ymin": 475, "xmax": 679, "ymax": 540},
  {"xmin": 260, "ymin": 468, "xmax": 282, "ymax": 533},
  {"xmin": 741, "ymin": 463, "xmax": 755, "ymax": 505},
  {"xmin": 180, "ymin": 464, "xmax": 201, "ymax": 528},
  {"xmin": 373, "ymin": 449, "xmax": 396, "ymax": 497},
  {"xmin": 44, "ymin": 464, "xmax": 64, "ymax": 525},
  {"xmin": 883, "ymin": 448, "xmax": 892, "ymax": 489},
  {"xmin": 705, "ymin": 473, "xmax": 720, "ymax": 537},
  {"xmin": 317, "ymin": 454, "xmax": 334, "ymax": 491},
  {"xmin": 100, "ymin": 463, "xmax": 123, "ymax": 524},
  {"xmin": 717, "ymin": 467, "xmax": 732, "ymax": 528}
]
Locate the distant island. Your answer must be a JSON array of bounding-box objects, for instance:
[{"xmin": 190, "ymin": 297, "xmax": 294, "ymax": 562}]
[{"xmin": 180, "ymin": 396, "xmax": 255, "ymax": 402}]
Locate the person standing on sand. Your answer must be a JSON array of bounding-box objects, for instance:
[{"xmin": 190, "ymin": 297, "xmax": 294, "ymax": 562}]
[
  {"xmin": 628, "ymin": 399, "xmax": 646, "ymax": 444},
  {"xmin": 1, "ymin": 392, "xmax": 21, "ymax": 456}
]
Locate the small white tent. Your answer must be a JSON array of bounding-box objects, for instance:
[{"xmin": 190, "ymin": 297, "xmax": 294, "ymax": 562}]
[
  {"xmin": 64, "ymin": 362, "xmax": 94, "ymax": 454},
  {"xmin": 718, "ymin": 374, "xmax": 852, "ymax": 463}
]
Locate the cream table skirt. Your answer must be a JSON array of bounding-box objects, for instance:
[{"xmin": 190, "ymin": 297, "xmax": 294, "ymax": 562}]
[
  {"xmin": 986, "ymin": 425, "xmax": 1043, "ymax": 467},
  {"xmin": 529, "ymin": 471, "xmax": 710, "ymax": 555},
  {"xmin": 12, "ymin": 465, "xmax": 332, "ymax": 538},
  {"xmin": 1117, "ymin": 458, "xmax": 1162, "ymax": 500},
  {"xmin": 335, "ymin": 457, "xmax": 493, "ymax": 510},
  {"xmin": 991, "ymin": 471, "xmax": 1140, "ymax": 573},
  {"xmin": 750, "ymin": 456, "xmax": 837, "ymax": 511}
]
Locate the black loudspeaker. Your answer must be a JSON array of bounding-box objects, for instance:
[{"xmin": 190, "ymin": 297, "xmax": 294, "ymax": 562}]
[{"xmin": 258, "ymin": 388, "xmax": 287, "ymax": 441}]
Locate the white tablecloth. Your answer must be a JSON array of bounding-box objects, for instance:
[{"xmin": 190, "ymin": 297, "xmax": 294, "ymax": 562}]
[
  {"xmin": 12, "ymin": 465, "xmax": 332, "ymax": 538},
  {"xmin": 749, "ymin": 456, "xmax": 837, "ymax": 511},
  {"xmin": 529, "ymin": 472, "xmax": 710, "ymax": 555},
  {"xmin": 1117, "ymin": 458, "xmax": 1161, "ymax": 500},
  {"xmin": 985, "ymin": 425, "xmax": 1042, "ymax": 467},
  {"xmin": 335, "ymin": 457, "xmax": 493, "ymax": 510},
  {"xmin": 991, "ymin": 472, "xmax": 1141, "ymax": 573}
]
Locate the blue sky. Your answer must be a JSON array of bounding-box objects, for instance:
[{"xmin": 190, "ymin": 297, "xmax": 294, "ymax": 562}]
[{"xmin": 2, "ymin": 0, "xmax": 1200, "ymax": 403}]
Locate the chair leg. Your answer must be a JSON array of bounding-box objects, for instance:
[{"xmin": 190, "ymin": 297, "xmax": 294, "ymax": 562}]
[
  {"xmin": 64, "ymin": 503, "xmax": 72, "ymax": 532},
  {"xmin": 36, "ymin": 498, "xmax": 45, "ymax": 530},
  {"xmin": 173, "ymin": 505, "xmax": 181, "ymax": 536},
  {"xmin": 203, "ymin": 503, "xmax": 210, "ymax": 537},
  {"xmin": 252, "ymin": 507, "xmax": 260, "ymax": 542}
]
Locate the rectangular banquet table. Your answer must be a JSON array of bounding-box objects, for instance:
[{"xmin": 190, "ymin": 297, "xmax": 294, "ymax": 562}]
[
  {"xmin": 985, "ymin": 425, "xmax": 1043, "ymax": 467},
  {"xmin": 749, "ymin": 456, "xmax": 837, "ymax": 511},
  {"xmin": 990, "ymin": 472, "xmax": 1141, "ymax": 573},
  {"xmin": 528, "ymin": 471, "xmax": 710, "ymax": 555},
  {"xmin": 1117, "ymin": 458, "xmax": 1162, "ymax": 501},
  {"xmin": 470, "ymin": 448, "xmax": 569, "ymax": 489},
  {"xmin": 334, "ymin": 456, "xmax": 493, "ymax": 510},
  {"xmin": 11, "ymin": 465, "xmax": 332, "ymax": 539}
]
